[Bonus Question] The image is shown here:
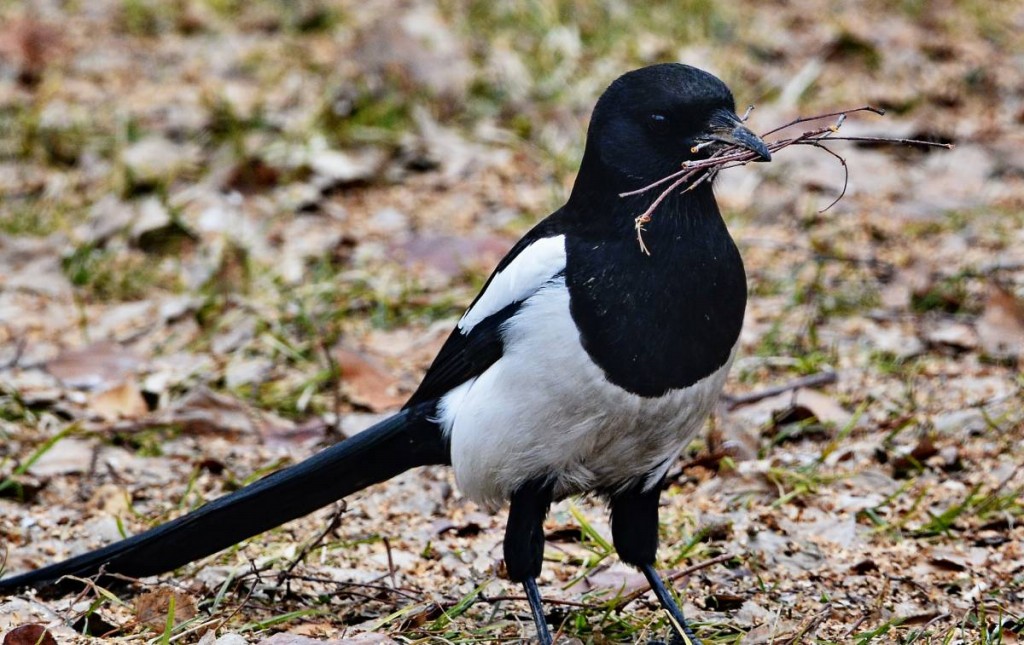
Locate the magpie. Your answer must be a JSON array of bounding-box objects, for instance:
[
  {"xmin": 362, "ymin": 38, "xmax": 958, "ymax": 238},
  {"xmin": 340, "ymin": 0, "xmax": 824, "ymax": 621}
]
[{"xmin": 0, "ymin": 63, "xmax": 769, "ymax": 644}]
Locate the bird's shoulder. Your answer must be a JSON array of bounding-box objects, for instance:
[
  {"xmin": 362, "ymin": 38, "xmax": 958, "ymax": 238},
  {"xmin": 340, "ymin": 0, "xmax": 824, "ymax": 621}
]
[{"xmin": 404, "ymin": 210, "xmax": 571, "ymax": 408}]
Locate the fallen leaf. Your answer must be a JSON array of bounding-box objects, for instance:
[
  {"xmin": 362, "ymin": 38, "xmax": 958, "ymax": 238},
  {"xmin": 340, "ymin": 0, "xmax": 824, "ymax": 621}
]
[
  {"xmin": 740, "ymin": 620, "xmax": 799, "ymax": 644},
  {"xmin": 133, "ymin": 589, "xmax": 198, "ymax": 632},
  {"xmin": 309, "ymin": 148, "xmax": 385, "ymax": 187},
  {"xmin": 26, "ymin": 438, "xmax": 95, "ymax": 477},
  {"xmin": 850, "ymin": 559, "xmax": 878, "ymax": 573},
  {"xmin": 3, "ymin": 624, "xmax": 57, "ymax": 645},
  {"xmin": 890, "ymin": 436, "xmax": 939, "ymax": 478},
  {"xmin": 976, "ymin": 284, "xmax": 1024, "ymax": 359},
  {"xmin": 577, "ymin": 563, "xmax": 647, "ymax": 595},
  {"xmin": 196, "ymin": 633, "xmax": 249, "ymax": 645},
  {"xmin": 705, "ymin": 592, "xmax": 745, "ymax": 611},
  {"xmin": 0, "ymin": 474, "xmax": 44, "ymax": 501},
  {"xmin": 167, "ymin": 388, "xmax": 283, "ymax": 435},
  {"xmin": 928, "ymin": 553, "xmax": 968, "ymax": 571},
  {"xmin": 45, "ymin": 342, "xmax": 141, "ymax": 390},
  {"xmin": 335, "ymin": 348, "xmax": 405, "ymax": 412},
  {"xmin": 121, "ymin": 136, "xmax": 199, "ymax": 187},
  {"xmin": 731, "ymin": 389, "xmax": 853, "ymax": 431},
  {"xmin": 923, "ymin": 321, "xmax": 978, "ymax": 350},
  {"xmin": 90, "ymin": 381, "xmax": 148, "ymax": 420},
  {"xmin": 708, "ymin": 415, "xmax": 760, "ymax": 462},
  {"xmin": 389, "ymin": 233, "xmax": 511, "ymax": 281},
  {"xmin": 352, "ymin": 3, "xmax": 473, "ymax": 101}
]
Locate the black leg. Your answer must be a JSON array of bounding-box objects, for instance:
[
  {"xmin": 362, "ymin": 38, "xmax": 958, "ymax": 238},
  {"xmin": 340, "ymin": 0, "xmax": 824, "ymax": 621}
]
[
  {"xmin": 523, "ymin": 576, "xmax": 551, "ymax": 644},
  {"xmin": 505, "ymin": 478, "xmax": 555, "ymax": 644},
  {"xmin": 609, "ymin": 480, "xmax": 703, "ymax": 645},
  {"xmin": 641, "ymin": 563, "xmax": 702, "ymax": 645}
]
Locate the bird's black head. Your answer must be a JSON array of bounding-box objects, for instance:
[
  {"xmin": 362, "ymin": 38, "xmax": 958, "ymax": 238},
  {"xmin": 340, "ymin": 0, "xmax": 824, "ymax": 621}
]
[{"xmin": 574, "ymin": 64, "xmax": 769, "ymax": 196}]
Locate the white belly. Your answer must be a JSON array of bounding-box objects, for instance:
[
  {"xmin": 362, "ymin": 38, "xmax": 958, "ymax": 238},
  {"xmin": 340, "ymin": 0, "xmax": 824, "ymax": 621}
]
[{"xmin": 437, "ymin": 278, "xmax": 734, "ymax": 510}]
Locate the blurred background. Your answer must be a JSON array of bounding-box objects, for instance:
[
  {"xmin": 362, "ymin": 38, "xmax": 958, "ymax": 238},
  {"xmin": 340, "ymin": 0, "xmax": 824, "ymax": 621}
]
[{"xmin": 1, "ymin": 1, "xmax": 1022, "ymax": 643}]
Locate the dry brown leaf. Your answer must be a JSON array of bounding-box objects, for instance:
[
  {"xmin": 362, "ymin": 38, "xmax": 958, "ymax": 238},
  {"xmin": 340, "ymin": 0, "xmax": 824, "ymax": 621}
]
[
  {"xmin": 976, "ymin": 284, "xmax": 1024, "ymax": 359},
  {"xmin": 335, "ymin": 348, "xmax": 405, "ymax": 412},
  {"xmin": 740, "ymin": 620, "xmax": 799, "ymax": 645},
  {"xmin": 148, "ymin": 387, "xmax": 291, "ymax": 436},
  {"xmin": 731, "ymin": 389, "xmax": 853, "ymax": 430},
  {"xmin": 2, "ymin": 624, "xmax": 57, "ymax": 645},
  {"xmin": 90, "ymin": 381, "xmax": 148, "ymax": 420},
  {"xmin": 25, "ymin": 438, "xmax": 95, "ymax": 477},
  {"xmin": 0, "ymin": 18, "xmax": 64, "ymax": 87},
  {"xmin": 709, "ymin": 416, "xmax": 760, "ymax": 462},
  {"xmin": 577, "ymin": 563, "xmax": 647, "ymax": 595},
  {"xmin": 45, "ymin": 342, "xmax": 141, "ymax": 390},
  {"xmin": 389, "ymin": 233, "xmax": 511, "ymax": 281},
  {"xmin": 924, "ymin": 321, "xmax": 978, "ymax": 350},
  {"xmin": 133, "ymin": 588, "xmax": 198, "ymax": 632}
]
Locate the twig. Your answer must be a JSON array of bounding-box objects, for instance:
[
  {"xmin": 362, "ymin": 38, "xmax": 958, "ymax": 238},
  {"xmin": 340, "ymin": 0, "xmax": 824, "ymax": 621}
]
[
  {"xmin": 778, "ymin": 603, "xmax": 833, "ymax": 645},
  {"xmin": 841, "ymin": 612, "xmax": 872, "ymax": 638},
  {"xmin": 621, "ymin": 105, "xmax": 954, "ymax": 254},
  {"xmin": 760, "ymin": 106, "xmax": 885, "ymax": 137},
  {"xmin": 382, "ymin": 535, "xmax": 397, "ymax": 589},
  {"xmin": 318, "ymin": 335, "xmax": 343, "ymax": 440},
  {"xmin": 805, "ymin": 142, "xmax": 848, "ymax": 213},
  {"xmin": 612, "ymin": 552, "xmax": 735, "ymax": 610},
  {"xmin": 820, "ymin": 135, "xmax": 954, "ymax": 147},
  {"xmin": 213, "ymin": 559, "xmax": 262, "ymax": 633},
  {"xmin": 282, "ymin": 575, "xmax": 423, "ymax": 602},
  {"xmin": 276, "ymin": 502, "xmax": 347, "ymax": 588},
  {"xmin": 722, "ymin": 372, "xmax": 838, "ymax": 410},
  {"xmin": 0, "ymin": 335, "xmax": 25, "ymax": 369}
]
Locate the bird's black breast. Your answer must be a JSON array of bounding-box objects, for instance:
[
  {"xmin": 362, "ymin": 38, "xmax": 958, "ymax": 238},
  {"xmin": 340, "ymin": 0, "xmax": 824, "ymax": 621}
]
[{"xmin": 565, "ymin": 212, "xmax": 746, "ymax": 398}]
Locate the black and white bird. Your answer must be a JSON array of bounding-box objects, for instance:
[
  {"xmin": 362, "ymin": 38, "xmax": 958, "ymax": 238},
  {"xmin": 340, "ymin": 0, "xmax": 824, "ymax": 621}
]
[{"xmin": 0, "ymin": 64, "xmax": 770, "ymax": 645}]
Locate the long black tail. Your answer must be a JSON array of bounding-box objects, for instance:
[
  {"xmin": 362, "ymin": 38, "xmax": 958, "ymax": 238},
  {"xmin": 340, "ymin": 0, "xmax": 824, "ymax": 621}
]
[{"xmin": 0, "ymin": 402, "xmax": 448, "ymax": 591}]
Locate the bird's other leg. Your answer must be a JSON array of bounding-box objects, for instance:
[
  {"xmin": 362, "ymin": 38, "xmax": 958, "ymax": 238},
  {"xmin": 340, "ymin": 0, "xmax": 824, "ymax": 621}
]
[
  {"xmin": 505, "ymin": 478, "xmax": 555, "ymax": 644},
  {"xmin": 610, "ymin": 479, "xmax": 703, "ymax": 645}
]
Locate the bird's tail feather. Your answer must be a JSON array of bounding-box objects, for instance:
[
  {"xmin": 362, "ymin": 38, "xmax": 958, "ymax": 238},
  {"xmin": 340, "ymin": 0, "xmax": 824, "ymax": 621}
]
[{"xmin": 0, "ymin": 402, "xmax": 447, "ymax": 591}]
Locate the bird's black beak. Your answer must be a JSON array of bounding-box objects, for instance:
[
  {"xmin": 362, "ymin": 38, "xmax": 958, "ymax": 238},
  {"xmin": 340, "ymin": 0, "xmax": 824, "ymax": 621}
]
[{"xmin": 698, "ymin": 108, "xmax": 772, "ymax": 162}]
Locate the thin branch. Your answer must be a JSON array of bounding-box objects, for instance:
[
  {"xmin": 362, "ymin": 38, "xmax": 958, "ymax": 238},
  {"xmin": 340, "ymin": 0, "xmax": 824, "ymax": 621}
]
[
  {"xmin": 612, "ymin": 553, "xmax": 735, "ymax": 610},
  {"xmin": 722, "ymin": 372, "xmax": 838, "ymax": 410},
  {"xmin": 818, "ymin": 135, "xmax": 953, "ymax": 148},
  {"xmin": 213, "ymin": 559, "xmax": 262, "ymax": 633},
  {"xmin": 621, "ymin": 105, "xmax": 952, "ymax": 254},
  {"xmin": 760, "ymin": 106, "xmax": 885, "ymax": 137},
  {"xmin": 281, "ymin": 575, "xmax": 424, "ymax": 602},
  {"xmin": 777, "ymin": 603, "xmax": 833, "ymax": 645},
  {"xmin": 276, "ymin": 502, "xmax": 347, "ymax": 587},
  {"xmin": 805, "ymin": 142, "xmax": 849, "ymax": 213},
  {"xmin": 382, "ymin": 535, "xmax": 397, "ymax": 589}
]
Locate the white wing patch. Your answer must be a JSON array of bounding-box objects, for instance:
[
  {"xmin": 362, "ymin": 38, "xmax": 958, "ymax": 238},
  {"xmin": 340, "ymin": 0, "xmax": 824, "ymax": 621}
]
[{"xmin": 458, "ymin": 235, "xmax": 566, "ymax": 334}]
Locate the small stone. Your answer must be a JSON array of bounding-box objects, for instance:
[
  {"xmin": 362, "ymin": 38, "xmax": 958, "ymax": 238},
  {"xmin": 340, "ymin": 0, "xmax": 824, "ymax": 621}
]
[
  {"xmin": 369, "ymin": 208, "xmax": 409, "ymax": 235},
  {"xmin": 122, "ymin": 137, "xmax": 198, "ymax": 186}
]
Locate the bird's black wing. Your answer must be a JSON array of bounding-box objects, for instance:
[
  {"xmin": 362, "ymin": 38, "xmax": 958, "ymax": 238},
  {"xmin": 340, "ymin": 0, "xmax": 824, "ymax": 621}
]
[{"xmin": 405, "ymin": 215, "xmax": 567, "ymax": 408}]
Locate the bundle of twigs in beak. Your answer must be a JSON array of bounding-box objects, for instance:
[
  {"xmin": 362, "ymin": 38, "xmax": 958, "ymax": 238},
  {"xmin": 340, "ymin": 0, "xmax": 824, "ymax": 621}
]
[{"xmin": 621, "ymin": 106, "xmax": 955, "ymax": 255}]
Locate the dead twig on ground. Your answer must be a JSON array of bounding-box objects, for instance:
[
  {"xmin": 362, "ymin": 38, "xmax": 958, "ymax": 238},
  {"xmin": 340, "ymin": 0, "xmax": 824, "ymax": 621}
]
[
  {"xmin": 276, "ymin": 501, "xmax": 347, "ymax": 588},
  {"xmin": 213, "ymin": 559, "xmax": 263, "ymax": 633},
  {"xmin": 722, "ymin": 371, "xmax": 838, "ymax": 410},
  {"xmin": 612, "ymin": 552, "xmax": 736, "ymax": 611},
  {"xmin": 779, "ymin": 602, "xmax": 833, "ymax": 644},
  {"xmin": 281, "ymin": 575, "xmax": 424, "ymax": 602}
]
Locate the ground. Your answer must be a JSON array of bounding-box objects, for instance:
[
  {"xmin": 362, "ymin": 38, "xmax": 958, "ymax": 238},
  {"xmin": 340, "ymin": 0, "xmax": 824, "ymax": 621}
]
[{"xmin": 1, "ymin": 1, "xmax": 1023, "ymax": 643}]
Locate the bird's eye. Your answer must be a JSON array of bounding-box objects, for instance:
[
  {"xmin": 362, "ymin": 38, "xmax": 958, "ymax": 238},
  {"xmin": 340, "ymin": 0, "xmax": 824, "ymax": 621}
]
[{"xmin": 647, "ymin": 113, "xmax": 670, "ymax": 132}]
